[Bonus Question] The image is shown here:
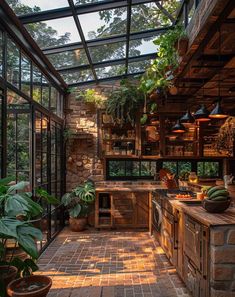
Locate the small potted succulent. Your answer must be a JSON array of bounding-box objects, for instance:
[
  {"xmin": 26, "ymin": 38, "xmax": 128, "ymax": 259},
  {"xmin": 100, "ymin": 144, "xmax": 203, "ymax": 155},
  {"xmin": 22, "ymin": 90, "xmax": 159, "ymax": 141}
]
[
  {"xmin": 62, "ymin": 180, "xmax": 95, "ymax": 232},
  {"xmin": 0, "ymin": 176, "xmax": 55, "ymax": 297}
]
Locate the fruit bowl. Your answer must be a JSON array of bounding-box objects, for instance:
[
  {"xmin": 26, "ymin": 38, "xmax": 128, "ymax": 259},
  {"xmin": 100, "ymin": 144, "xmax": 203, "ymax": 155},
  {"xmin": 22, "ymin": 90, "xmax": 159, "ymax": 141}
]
[{"xmin": 202, "ymin": 198, "xmax": 231, "ymax": 213}]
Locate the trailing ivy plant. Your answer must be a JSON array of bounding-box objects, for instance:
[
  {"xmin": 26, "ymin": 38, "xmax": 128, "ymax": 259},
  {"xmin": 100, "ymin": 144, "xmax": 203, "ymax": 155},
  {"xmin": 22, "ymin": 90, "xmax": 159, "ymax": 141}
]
[
  {"xmin": 139, "ymin": 25, "xmax": 187, "ymax": 95},
  {"xmin": 106, "ymin": 79, "xmax": 145, "ymax": 126}
]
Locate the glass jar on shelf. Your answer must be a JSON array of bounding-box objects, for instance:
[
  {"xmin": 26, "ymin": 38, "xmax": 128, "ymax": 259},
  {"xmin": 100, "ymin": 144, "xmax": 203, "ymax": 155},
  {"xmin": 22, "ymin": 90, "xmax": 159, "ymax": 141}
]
[{"xmin": 188, "ymin": 172, "xmax": 198, "ymax": 183}]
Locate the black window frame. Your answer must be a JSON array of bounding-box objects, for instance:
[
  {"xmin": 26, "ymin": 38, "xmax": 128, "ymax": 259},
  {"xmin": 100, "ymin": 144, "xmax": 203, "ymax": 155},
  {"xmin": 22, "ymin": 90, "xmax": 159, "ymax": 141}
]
[{"xmin": 106, "ymin": 158, "xmax": 223, "ymax": 180}]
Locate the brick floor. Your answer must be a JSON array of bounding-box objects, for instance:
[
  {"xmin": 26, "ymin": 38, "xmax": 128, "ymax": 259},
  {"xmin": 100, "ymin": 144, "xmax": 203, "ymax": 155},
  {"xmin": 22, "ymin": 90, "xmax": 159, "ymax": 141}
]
[{"xmin": 37, "ymin": 228, "xmax": 192, "ymax": 297}]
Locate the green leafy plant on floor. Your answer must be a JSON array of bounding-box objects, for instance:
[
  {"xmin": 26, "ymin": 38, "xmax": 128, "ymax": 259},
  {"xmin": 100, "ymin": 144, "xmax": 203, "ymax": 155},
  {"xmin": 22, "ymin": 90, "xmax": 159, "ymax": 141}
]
[
  {"xmin": 76, "ymin": 88, "xmax": 107, "ymax": 109},
  {"xmin": 62, "ymin": 180, "xmax": 95, "ymax": 218},
  {"xmin": 0, "ymin": 177, "xmax": 59, "ymax": 296},
  {"xmin": 106, "ymin": 79, "xmax": 145, "ymax": 126},
  {"xmin": 139, "ymin": 25, "xmax": 187, "ymax": 95}
]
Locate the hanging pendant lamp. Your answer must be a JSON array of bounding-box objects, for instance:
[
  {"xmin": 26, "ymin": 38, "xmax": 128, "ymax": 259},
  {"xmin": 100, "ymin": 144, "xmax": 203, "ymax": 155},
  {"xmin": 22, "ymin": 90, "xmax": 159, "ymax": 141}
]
[
  {"xmin": 180, "ymin": 110, "xmax": 195, "ymax": 123},
  {"xmin": 209, "ymin": 26, "xmax": 228, "ymax": 119},
  {"xmin": 209, "ymin": 102, "xmax": 228, "ymax": 119},
  {"xmin": 172, "ymin": 120, "xmax": 186, "ymax": 133},
  {"xmin": 194, "ymin": 105, "xmax": 210, "ymax": 122}
]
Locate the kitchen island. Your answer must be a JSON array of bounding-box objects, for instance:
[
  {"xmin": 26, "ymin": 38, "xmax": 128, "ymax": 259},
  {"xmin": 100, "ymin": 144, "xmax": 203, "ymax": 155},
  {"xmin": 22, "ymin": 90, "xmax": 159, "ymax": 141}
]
[{"xmin": 153, "ymin": 190, "xmax": 235, "ymax": 297}]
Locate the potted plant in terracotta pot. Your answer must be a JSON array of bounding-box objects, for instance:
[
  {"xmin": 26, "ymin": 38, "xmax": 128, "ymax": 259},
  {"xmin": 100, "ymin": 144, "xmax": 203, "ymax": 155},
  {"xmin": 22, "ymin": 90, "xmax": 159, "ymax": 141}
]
[
  {"xmin": 0, "ymin": 177, "xmax": 52, "ymax": 297},
  {"xmin": 62, "ymin": 180, "xmax": 96, "ymax": 232}
]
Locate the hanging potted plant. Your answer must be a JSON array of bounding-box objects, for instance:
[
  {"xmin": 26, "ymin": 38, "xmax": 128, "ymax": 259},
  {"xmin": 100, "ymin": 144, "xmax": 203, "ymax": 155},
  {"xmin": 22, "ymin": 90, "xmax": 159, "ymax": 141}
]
[
  {"xmin": 106, "ymin": 79, "xmax": 144, "ymax": 127},
  {"xmin": 62, "ymin": 180, "xmax": 95, "ymax": 232},
  {"xmin": 76, "ymin": 88, "xmax": 106, "ymax": 112},
  {"xmin": 139, "ymin": 25, "xmax": 187, "ymax": 100},
  {"xmin": 0, "ymin": 177, "xmax": 53, "ymax": 297}
]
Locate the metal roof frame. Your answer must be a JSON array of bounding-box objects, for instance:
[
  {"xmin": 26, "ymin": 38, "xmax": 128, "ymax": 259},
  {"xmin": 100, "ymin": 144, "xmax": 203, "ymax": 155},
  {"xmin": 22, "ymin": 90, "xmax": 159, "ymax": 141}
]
[{"xmin": 4, "ymin": 0, "xmax": 184, "ymax": 86}]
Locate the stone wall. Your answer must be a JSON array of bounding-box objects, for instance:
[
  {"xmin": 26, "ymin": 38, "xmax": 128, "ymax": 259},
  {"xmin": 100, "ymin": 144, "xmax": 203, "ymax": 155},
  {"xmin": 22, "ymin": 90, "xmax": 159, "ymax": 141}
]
[
  {"xmin": 65, "ymin": 83, "xmax": 124, "ymax": 191},
  {"xmin": 65, "ymin": 86, "xmax": 105, "ymax": 191},
  {"xmin": 210, "ymin": 226, "xmax": 235, "ymax": 297}
]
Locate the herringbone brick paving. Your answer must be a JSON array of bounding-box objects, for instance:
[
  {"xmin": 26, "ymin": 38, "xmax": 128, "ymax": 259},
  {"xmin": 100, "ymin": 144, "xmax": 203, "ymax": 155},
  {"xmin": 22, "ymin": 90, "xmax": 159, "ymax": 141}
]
[{"xmin": 37, "ymin": 228, "xmax": 192, "ymax": 297}]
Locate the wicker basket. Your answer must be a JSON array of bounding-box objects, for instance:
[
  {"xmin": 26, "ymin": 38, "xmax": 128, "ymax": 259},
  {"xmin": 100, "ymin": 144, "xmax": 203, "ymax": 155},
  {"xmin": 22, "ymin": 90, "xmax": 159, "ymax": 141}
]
[{"xmin": 202, "ymin": 198, "xmax": 231, "ymax": 213}]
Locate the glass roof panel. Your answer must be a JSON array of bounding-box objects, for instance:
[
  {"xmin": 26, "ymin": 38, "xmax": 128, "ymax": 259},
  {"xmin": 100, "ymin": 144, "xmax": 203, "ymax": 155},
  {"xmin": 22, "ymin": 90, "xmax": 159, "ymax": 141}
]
[
  {"xmin": 129, "ymin": 36, "xmax": 158, "ymax": 57},
  {"xmin": 79, "ymin": 8, "xmax": 127, "ymax": 40},
  {"xmin": 128, "ymin": 60, "xmax": 153, "ymax": 74},
  {"xmin": 89, "ymin": 42, "xmax": 126, "ymax": 63},
  {"xmin": 47, "ymin": 49, "xmax": 89, "ymax": 69},
  {"xmin": 25, "ymin": 17, "xmax": 81, "ymax": 49},
  {"xmin": 73, "ymin": 0, "xmax": 106, "ymax": 5},
  {"xmin": 131, "ymin": 2, "xmax": 172, "ymax": 33},
  {"xmin": 96, "ymin": 65, "xmax": 126, "ymax": 79},
  {"xmin": 6, "ymin": 0, "xmax": 69, "ymax": 15},
  {"xmin": 61, "ymin": 69, "xmax": 94, "ymax": 84}
]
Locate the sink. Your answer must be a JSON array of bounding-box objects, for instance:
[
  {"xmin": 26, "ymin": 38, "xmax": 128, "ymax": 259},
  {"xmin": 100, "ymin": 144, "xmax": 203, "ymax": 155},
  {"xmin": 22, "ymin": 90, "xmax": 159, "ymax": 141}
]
[{"xmin": 180, "ymin": 200, "xmax": 202, "ymax": 206}]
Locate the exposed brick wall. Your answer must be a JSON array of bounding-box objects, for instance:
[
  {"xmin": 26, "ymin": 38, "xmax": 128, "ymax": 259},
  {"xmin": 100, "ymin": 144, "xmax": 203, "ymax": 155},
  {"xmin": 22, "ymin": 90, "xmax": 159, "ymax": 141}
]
[
  {"xmin": 65, "ymin": 86, "xmax": 105, "ymax": 192},
  {"xmin": 65, "ymin": 82, "xmax": 124, "ymax": 191},
  {"xmin": 210, "ymin": 226, "xmax": 235, "ymax": 297}
]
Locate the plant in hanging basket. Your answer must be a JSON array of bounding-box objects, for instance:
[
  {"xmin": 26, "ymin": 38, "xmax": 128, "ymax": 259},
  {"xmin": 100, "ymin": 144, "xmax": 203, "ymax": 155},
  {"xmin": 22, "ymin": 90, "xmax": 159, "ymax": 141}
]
[{"xmin": 106, "ymin": 79, "xmax": 144, "ymax": 126}]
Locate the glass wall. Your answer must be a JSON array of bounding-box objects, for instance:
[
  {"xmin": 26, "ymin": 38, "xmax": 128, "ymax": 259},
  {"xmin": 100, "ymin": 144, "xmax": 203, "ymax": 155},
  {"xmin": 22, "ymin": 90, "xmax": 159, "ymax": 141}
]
[
  {"xmin": 7, "ymin": 90, "xmax": 30, "ymax": 181},
  {"xmin": 0, "ymin": 28, "xmax": 65, "ymax": 252}
]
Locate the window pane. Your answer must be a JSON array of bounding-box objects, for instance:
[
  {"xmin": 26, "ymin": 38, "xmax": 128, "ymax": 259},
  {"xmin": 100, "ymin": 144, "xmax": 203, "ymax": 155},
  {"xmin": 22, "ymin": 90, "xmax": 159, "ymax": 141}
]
[
  {"xmin": 61, "ymin": 69, "xmax": 94, "ymax": 84},
  {"xmin": 129, "ymin": 37, "xmax": 157, "ymax": 57},
  {"xmin": 25, "ymin": 17, "xmax": 81, "ymax": 48},
  {"xmin": 47, "ymin": 49, "xmax": 88, "ymax": 69},
  {"xmin": 42, "ymin": 76, "xmax": 50, "ymax": 109},
  {"xmin": 96, "ymin": 65, "xmax": 125, "ymax": 79},
  {"xmin": 74, "ymin": 0, "xmax": 106, "ymax": 5},
  {"xmin": 33, "ymin": 65, "xmax": 42, "ymax": 103},
  {"xmin": 178, "ymin": 161, "xmax": 192, "ymax": 180},
  {"xmin": 131, "ymin": 3, "xmax": 172, "ymax": 33},
  {"xmin": 79, "ymin": 8, "xmax": 127, "ymax": 40},
  {"xmin": 6, "ymin": 0, "xmax": 69, "ymax": 15},
  {"xmin": 21, "ymin": 54, "xmax": 31, "ymax": 96},
  {"xmin": 162, "ymin": 161, "xmax": 177, "ymax": 174},
  {"xmin": 128, "ymin": 60, "xmax": 152, "ymax": 74},
  {"xmin": 7, "ymin": 90, "xmax": 30, "ymax": 182},
  {"xmin": 0, "ymin": 31, "xmax": 3, "ymax": 76},
  {"xmin": 141, "ymin": 161, "xmax": 156, "ymax": 176},
  {"xmin": 197, "ymin": 162, "xmax": 220, "ymax": 178},
  {"xmin": 7, "ymin": 38, "xmax": 20, "ymax": 88},
  {"xmin": 89, "ymin": 42, "xmax": 126, "ymax": 63},
  {"xmin": 109, "ymin": 160, "xmax": 125, "ymax": 177}
]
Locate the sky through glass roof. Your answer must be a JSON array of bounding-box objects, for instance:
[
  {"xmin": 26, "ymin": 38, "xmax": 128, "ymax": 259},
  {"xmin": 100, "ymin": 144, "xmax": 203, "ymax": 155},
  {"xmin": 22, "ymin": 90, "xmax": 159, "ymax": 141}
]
[{"xmin": 6, "ymin": 0, "xmax": 182, "ymax": 85}]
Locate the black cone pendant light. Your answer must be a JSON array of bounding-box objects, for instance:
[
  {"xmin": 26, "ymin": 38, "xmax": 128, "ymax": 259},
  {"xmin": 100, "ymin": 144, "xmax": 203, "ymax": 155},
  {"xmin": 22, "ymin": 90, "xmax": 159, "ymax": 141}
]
[
  {"xmin": 172, "ymin": 120, "xmax": 186, "ymax": 133},
  {"xmin": 180, "ymin": 110, "xmax": 195, "ymax": 123},
  {"xmin": 194, "ymin": 105, "xmax": 210, "ymax": 122},
  {"xmin": 209, "ymin": 102, "xmax": 228, "ymax": 119}
]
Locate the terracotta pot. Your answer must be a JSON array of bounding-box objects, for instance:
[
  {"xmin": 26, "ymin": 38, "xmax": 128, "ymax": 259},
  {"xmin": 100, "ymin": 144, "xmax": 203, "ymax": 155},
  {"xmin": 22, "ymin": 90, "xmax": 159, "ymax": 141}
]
[
  {"xmin": 69, "ymin": 217, "xmax": 87, "ymax": 232},
  {"xmin": 7, "ymin": 275, "xmax": 52, "ymax": 297},
  {"xmin": 0, "ymin": 265, "xmax": 18, "ymax": 294},
  {"xmin": 168, "ymin": 85, "xmax": 178, "ymax": 95},
  {"xmin": 175, "ymin": 37, "xmax": 189, "ymax": 56},
  {"xmin": 149, "ymin": 91, "xmax": 159, "ymax": 101}
]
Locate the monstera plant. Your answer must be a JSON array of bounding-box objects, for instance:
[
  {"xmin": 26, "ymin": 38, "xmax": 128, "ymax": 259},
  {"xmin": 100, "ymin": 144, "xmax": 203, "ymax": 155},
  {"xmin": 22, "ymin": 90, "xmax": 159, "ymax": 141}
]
[
  {"xmin": 62, "ymin": 180, "xmax": 96, "ymax": 232},
  {"xmin": 0, "ymin": 177, "xmax": 56, "ymax": 297}
]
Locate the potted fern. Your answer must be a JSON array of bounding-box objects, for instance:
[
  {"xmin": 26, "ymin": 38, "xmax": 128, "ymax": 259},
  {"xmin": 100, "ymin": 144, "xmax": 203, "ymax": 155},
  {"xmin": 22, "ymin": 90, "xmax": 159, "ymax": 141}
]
[{"xmin": 62, "ymin": 180, "xmax": 95, "ymax": 232}]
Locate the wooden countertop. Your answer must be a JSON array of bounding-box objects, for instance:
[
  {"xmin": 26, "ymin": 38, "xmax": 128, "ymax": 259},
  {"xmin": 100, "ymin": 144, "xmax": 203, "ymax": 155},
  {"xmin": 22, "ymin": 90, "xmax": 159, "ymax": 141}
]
[
  {"xmin": 170, "ymin": 200, "xmax": 235, "ymax": 226},
  {"xmin": 96, "ymin": 185, "xmax": 167, "ymax": 192}
]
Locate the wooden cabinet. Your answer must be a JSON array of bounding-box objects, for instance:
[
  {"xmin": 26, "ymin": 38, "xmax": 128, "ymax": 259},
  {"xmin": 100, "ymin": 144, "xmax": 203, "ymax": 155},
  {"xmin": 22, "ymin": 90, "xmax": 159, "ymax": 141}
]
[{"xmin": 95, "ymin": 191, "xmax": 150, "ymax": 229}]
